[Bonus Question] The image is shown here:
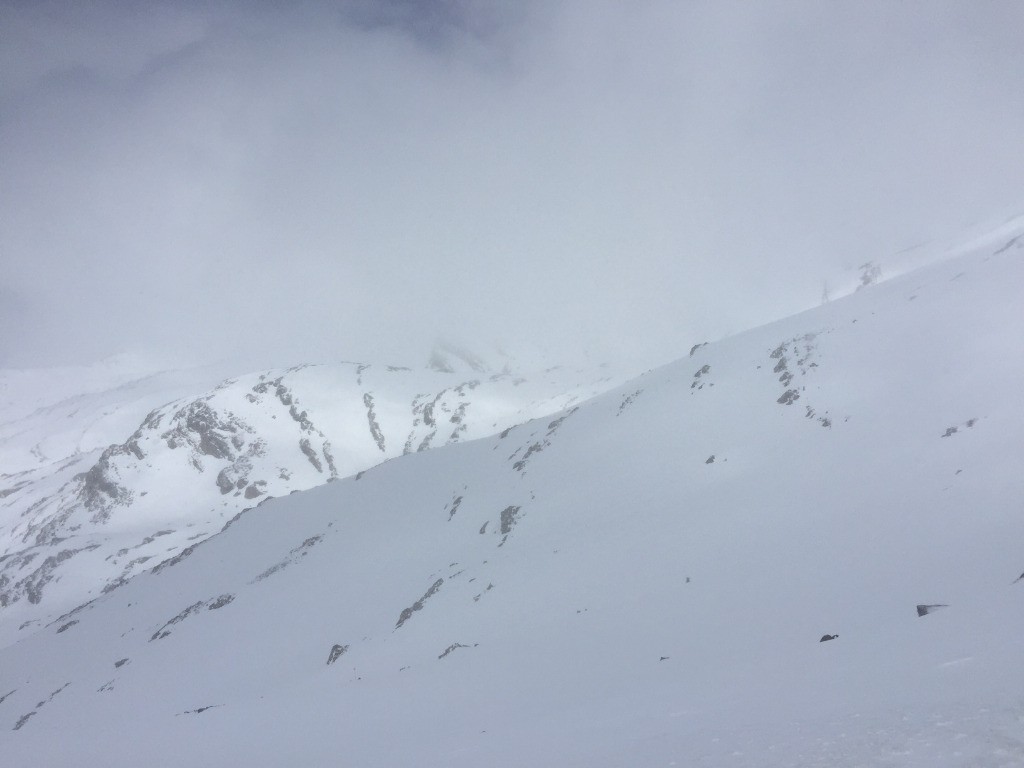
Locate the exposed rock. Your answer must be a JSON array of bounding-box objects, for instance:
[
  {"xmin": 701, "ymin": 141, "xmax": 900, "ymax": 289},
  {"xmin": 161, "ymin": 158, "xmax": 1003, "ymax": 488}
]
[
  {"xmin": 856, "ymin": 261, "xmax": 882, "ymax": 289},
  {"xmin": 161, "ymin": 400, "xmax": 240, "ymax": 461},
  {"xmin": 216, "ymin": 469, "xmax": 235, "ymax": 494},
  {"xmin": 13, "ymin": 683, "xmax": 70, "ymax": 729},
  {"xmin": 777, "ymin": 389, "xmax": 800, "ymax": 405},
  {"xmin": 438, "ymin": 642, "xmax": 477, "ymax": 659},
  {"xmin": 0, "ymin": 357, "xmax": 629, "ymax": 645},
  {"xmin": 326, "ymin": 644, "xmax": 349, "ymax": 665},
  {"xmin": 178, "ymin": 705, "xmax": 222, "ymax": 715},
  {"xmin": 79, "ymin": 448, "xmax": 133, "ymax": 523},
  {"xmin": 547, "ymin": 411, "xmax": 575, "ymax": 435},
  {"xmin": 208, "ymin": 594, "xmax": 234, "ymax": 610},
  {"xmin": 150, "ymin": 542, "xmax": 202, "ymax": 575},
  {"xmin": 151, "ymin": 601, "xmax": 205, "ymax": 641},
  {"xmin": 446, "ymin": 495, "xmax": 463, "ymax": 521},
  {"xmin": 942, "ymin": 418, "xmax": 978, "ymax": 438},
  {"xmin": 5, "ymin": 545, "xmax": 101, "ymax": 607},
  {"xmin": 916, "ymin": 604, "xmax": 948, "ymax": 617},
  {"xmin": 322, "ymin": 441, "xmax": 338, "ymax": 477},
  {"xmin": 512, "ymin": 442, "xmax": 546, "ymax": 473},
  {"xmin": 421, "ymin": 394, "xmax": 440, "ymax": 428},
  {"xmin": 299, "ymin": 438, "xmax": 323, "ymax": 472},
  {"xmin": 449, "ymin": 401, "xmax": 468, "ymax": 427},
  {"xmin": 617, "ymin": 389, "xmax": 642, "ymax": 415},
  {"xmin": 499, "ymin": 505, "xmax": 522, "ymax": 545},
  {"xmin": 819, "ymin": 634, "xmax": 838, "ymax": 642},
  {"xmin": 395, "ymin": 578, "xmax": 444, "ymax": 630},
  {"xmin": 252, "ymin": 535, "xmax": 323, "ymax": 583},
  {"xmin": 363, "ymin": 393, "xmax": 386, "ymax": 452},
  {"xmin": 993, "ymin": 234, "xmax": 1021, "ymax": 254},
  {"xmin": 243, "ymin": 483, "xmax": 264, "ymax": 499},
  {"xmin": 690, "ymin": 364, "xmax": 711, "ymax": 390},
  {"xmin": 0, "ymin": 481, "xmax": 30, "ymax": 499},
  {"xmin": 151, "ymin": 594, "xmax": 235, "ymax": 641}
]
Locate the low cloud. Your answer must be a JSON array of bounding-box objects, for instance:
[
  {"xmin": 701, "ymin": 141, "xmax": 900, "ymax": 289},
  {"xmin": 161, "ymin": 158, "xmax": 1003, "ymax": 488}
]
[{"xmin": 3, "ymin": 0, "xmax": 1023, "ymax": 371}]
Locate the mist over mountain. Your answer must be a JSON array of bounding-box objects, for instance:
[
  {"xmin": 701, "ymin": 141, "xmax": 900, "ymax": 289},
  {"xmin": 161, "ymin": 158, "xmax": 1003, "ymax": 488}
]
[
  {"xmin": 0, "ymin": 218, "xmax": 1021, "ymax": 766},
  {"xmin": 4, "ymin": 1, "xmax": 1024, "ymax": 370},
  {"xmin": 4, "ymin": 3, "xmax": 1024, "ymax": 763}
]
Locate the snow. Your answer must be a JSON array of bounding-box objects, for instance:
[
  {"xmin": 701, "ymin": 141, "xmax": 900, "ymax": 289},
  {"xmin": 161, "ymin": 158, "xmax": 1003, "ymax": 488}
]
[
  {"xmin": 0, "ymin": 223, "xmax": 1022, "ymax": 765},
  {"xmin": 0, "ymin": 353, "xmax": 633, "ymax": 646}
]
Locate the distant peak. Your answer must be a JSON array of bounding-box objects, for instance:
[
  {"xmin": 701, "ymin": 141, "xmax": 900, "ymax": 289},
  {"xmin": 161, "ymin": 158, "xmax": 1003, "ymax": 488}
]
[{"xmin": 427, "ymin": 343, "xmax": 490, "ymax": 374}]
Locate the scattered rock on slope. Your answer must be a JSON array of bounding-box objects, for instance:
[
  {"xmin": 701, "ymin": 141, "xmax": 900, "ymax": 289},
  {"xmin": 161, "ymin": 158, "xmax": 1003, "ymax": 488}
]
[{"xmin": 326, "ymin": 644, "xmax": 348, "ymax": 665}]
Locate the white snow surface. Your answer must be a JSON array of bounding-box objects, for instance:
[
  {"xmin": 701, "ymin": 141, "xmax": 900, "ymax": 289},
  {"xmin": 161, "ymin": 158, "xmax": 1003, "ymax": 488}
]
[
  {"xmin": 1, "ymin": 225, "xmax": 1023, "ymax": 765},
  {"xmin": 0, "ymin": 353, "xmax": 629, "ymax": 646}
]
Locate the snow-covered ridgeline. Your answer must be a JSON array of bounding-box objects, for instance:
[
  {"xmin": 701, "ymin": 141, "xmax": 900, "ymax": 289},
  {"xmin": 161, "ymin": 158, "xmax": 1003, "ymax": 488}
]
[
  {"xmin": 0, "ymin": 221, "xmax": 1021, "ymax": 765},
  {"xmin": 0, "ymin": 355, "xmax": 630, "ymax": 647}
]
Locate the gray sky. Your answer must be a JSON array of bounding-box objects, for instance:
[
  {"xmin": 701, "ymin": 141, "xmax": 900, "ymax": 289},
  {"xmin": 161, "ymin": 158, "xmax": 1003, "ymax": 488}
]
[{"xmin": 3, "ymin": 0, "xmax": 1023, "ymax": 371}]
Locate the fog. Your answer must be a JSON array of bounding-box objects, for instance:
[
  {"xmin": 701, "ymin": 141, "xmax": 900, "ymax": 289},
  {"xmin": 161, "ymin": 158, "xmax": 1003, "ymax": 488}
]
[{"xmin": 3, "ymin": 0, "xmax": 1023, "ymax": 372}]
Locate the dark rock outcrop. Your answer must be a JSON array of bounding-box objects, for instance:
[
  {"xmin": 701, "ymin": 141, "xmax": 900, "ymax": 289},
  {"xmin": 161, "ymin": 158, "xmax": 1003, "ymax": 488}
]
[
  {"xmin": 395, "ymin": 578, "xmax": 444, "ymax": 630},
  {"xmin": 326, "ymin": 644, "xmax": 348, "ymax": 665}
]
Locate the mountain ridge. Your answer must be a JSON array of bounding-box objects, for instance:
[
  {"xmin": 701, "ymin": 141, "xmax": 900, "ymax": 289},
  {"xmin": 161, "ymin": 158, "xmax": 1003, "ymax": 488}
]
[
  {"xmin": 1, "ymin": 218, "xmax": 1021, "ymax": 765},
  {"xmin": 0, "ymin": 357, "xmax": 633, "ymax": 645}
]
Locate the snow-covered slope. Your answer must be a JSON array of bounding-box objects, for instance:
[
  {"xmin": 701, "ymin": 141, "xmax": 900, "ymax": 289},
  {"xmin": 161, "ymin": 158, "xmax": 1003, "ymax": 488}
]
[
  {"xmin": 824, "ymin": 210, "xmax": 1024, "ymax": 300},
  {"xmin": 0, "ymin": 356, "xmax": 627, "ymax": 646},
  {"xmin": 0, "ymin": 358, "xmax": 248, "ymax": 475},
  {"xmin": 1, "ymin": 226, "xmax": 1021, "ymax": 766}
]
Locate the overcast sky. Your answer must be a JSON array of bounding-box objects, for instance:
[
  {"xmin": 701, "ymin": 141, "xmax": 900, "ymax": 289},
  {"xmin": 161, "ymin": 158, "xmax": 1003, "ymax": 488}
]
[{"xmin": 2, "ymin": 0, "xmax": 1023, "ymax": 372}]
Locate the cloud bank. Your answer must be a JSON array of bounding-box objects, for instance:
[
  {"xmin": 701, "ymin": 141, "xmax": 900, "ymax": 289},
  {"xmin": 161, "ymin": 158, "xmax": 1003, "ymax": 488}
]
[{"xmin": 3, "ymin": 0, "xmax": 1023, "ymax": 371}]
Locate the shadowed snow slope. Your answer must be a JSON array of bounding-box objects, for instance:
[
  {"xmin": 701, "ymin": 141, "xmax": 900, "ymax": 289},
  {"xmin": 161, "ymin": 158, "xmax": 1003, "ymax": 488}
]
[{"xmin": 1, "ymin": 228, "xmax": 1022, "ymax": 766}]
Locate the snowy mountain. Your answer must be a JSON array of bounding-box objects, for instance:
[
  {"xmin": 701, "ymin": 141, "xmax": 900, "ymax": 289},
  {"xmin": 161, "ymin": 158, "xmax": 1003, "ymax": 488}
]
[
  {"xmin": 1, "ymin": 223, "xmax": 1023, "ymax": 766},
  {"xmin": 0, "ymin": 355, "xmax": 629, "ymax": 647}
]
